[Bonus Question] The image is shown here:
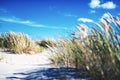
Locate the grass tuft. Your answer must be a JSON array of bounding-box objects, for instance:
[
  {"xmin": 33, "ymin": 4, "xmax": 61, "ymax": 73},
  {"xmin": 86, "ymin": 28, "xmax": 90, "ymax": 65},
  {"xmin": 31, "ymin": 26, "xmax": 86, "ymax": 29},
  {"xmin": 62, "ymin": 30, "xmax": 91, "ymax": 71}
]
[{"xmin": 0, "ymin": 32, "xmax": 43, "ymax": 54}]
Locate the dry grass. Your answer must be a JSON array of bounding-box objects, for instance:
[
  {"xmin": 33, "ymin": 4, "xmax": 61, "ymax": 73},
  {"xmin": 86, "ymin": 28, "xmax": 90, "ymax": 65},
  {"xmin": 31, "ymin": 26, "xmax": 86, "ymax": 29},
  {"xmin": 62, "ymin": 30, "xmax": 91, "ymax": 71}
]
[
  {"xmin": 1, "ymin": 32, "xmax": 43, "ymax": 54},
  {"xmin": 49, "ymin": 13, "xmax": 120, "ymax": 80},
  {"xmin": 0, "ymin": 34, "xmax": 4, "ymax": 48},
  {"xmin": 36, "ymin": 39, "xmax": 57, "ymax": 48}
]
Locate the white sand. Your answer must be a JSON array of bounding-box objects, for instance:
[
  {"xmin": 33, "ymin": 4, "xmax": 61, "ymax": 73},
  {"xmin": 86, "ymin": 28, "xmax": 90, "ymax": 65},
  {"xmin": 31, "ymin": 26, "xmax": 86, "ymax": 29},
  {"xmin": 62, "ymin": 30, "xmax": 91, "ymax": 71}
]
[
  {"xmin": 0, "ymin": 49, "xmax": 87, "ymax": 80},
  {"xmin": 0, "ymin": 50, "xmax": 52, "ymax": 65},
  {"xmin": 0, "ymin": 49, "xmax": 53, "ymax": 80}
]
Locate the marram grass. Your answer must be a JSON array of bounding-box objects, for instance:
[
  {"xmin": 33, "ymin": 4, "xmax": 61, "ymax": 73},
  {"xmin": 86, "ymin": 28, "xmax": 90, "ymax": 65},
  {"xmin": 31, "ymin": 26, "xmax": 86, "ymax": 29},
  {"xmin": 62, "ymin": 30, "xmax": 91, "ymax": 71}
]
[
  {"xmin": 0, "ymin": 32, "xmax": 43, "ymax": 54},
  {"xmin": 49, "ymin": 13, "xmax": 120, "ymax": 80},
  {"xmin": 36, "ymin": 39, "xmax": 57, "ymax": 48}
]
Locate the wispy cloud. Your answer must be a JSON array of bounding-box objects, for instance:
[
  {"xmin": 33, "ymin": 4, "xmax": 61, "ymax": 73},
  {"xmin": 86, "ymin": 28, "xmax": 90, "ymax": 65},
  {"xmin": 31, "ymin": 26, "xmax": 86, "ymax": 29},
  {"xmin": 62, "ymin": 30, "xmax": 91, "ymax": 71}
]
[
  {"xmin": 90, "ymin": 10, "xmax": 96, "ymax": 13},
  {"xmin": 77, "ymin": 18, "xmax": 93, "ymax": 23},
  {"xmin": 0, "ymin": 16, "xmax": 68, "ymax": 30},
  {"xmin": 57, "ymin": 11, "xmax": 78, "ymax": 18},
  {"xmin": 63, "ymin": 13, "xmax": 78, "ymax": 18},
  {"xmin": 0, "ymin": 17, "xmax": 45, "ymax": 27},
  {"xmin": 89, "ymin": 0, "xmax": 116, "ymax": 9}
]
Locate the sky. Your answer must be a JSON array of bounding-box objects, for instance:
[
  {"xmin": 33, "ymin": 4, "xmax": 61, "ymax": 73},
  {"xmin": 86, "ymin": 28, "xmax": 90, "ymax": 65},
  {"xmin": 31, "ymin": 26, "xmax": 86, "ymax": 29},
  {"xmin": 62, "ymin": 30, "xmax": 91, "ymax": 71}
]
[{"xmin": 0, "ymin": 0, "xmax": 120, "ymax": 40}]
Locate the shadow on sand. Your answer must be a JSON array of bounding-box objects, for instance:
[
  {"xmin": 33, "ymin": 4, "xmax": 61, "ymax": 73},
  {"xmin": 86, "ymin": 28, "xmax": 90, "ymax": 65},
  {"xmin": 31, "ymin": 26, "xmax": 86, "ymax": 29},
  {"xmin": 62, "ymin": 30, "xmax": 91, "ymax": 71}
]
[{"xmin": 7, "ymin": 67, "xmax": 90, "ymax": 80}]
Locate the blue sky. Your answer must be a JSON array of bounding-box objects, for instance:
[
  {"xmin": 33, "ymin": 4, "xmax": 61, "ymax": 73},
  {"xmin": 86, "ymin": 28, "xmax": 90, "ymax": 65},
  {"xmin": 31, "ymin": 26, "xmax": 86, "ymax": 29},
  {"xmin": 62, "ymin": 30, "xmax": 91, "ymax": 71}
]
[{"xmin": 0, "ymin": 0, "xmax": 120, "ymax": 40}]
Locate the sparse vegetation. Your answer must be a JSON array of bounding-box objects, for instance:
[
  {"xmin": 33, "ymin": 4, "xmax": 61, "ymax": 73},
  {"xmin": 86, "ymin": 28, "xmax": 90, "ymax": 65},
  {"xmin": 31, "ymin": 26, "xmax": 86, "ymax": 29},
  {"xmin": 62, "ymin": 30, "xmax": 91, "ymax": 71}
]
[{"xmin": 49, "ymin": 13, "xmax": 120, "ymax": 80}]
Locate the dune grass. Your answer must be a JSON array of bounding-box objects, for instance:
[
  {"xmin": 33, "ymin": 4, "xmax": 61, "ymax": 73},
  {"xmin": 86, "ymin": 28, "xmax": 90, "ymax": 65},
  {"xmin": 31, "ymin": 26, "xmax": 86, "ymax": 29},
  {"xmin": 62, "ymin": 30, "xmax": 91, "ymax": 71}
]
[
  {"xmin": 36, "ymin": 39, "xmax": 57, "ymax": 48},
  {"xmin": 0, "ymin": 32, "xmax": 43, "ymax": 54},
  {"xmin": 49, "ymin": 13, "xmax": 120, "ymax": 80},
  {"xmin": 0, "ymin": 34, "xmax": 4, "ymax": 48}
]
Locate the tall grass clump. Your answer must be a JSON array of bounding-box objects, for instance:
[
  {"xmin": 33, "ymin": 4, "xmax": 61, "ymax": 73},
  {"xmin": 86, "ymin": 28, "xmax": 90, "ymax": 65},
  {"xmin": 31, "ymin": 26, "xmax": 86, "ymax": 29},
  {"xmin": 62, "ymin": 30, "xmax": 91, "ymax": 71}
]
[
  {"xmin": 0, "ymin": 34, "xmax": 4, "ymax": 48},
  {"xmin": 49, "ymin": 39, "xmax": 82, "ymax": 68},
  {"xmin": 2, "ymin": 32, "xmax": 43, "ymax": 54},
  {"xmin": 36, "ymin": 39, "xmax": 57, "ymax": 48},
  {"xmin": 50, "ymin": 13, "xmax": 120, "ymax": 80}
]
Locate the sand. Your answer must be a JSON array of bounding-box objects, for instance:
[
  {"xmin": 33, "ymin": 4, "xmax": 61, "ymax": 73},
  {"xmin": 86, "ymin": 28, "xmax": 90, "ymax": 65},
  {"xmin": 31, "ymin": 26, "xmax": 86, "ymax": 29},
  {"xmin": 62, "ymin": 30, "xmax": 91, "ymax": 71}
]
[
  {"xmin": 0, "ymin": 49, "xmax": 88, "ymax": 80},
  {"xmin": 0, "ymin": 49, "xmax": 53, "ymax": 80}
]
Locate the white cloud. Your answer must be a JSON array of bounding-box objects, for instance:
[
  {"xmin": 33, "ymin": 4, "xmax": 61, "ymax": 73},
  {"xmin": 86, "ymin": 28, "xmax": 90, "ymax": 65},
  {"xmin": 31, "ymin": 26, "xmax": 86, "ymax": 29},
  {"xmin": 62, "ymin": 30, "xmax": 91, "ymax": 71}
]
[
  {"xmin": 0, "ymin": 17, "xmax": 45, "ymax": 27},
  {"xmin": 77, "ymin": 18, "xmax": 93, "ymax": 22},
  {"xmin": 89, "ymin": 0, "xmax": 116, "ymax": 9},
  {"xmin": 101, "ymin": 1, "xmax": 116, "ymax": 9},
  {"xmin": 0, "ymin": 17, "xmax": 67, "ymax": 30},
  {"xmin": 100, "ymin": 13, "xmax": 114, "ymax": 23},
  {"xmin": 89, "ymin": 0, "xmax": 100, "ymax": 8},
  {"xmin": 101, "ymin": 13, "xmax": 110, "ymax": 18},
  {"xmin": 100, "ymin": 13, "xmax": 108, "ymax": 22}
]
